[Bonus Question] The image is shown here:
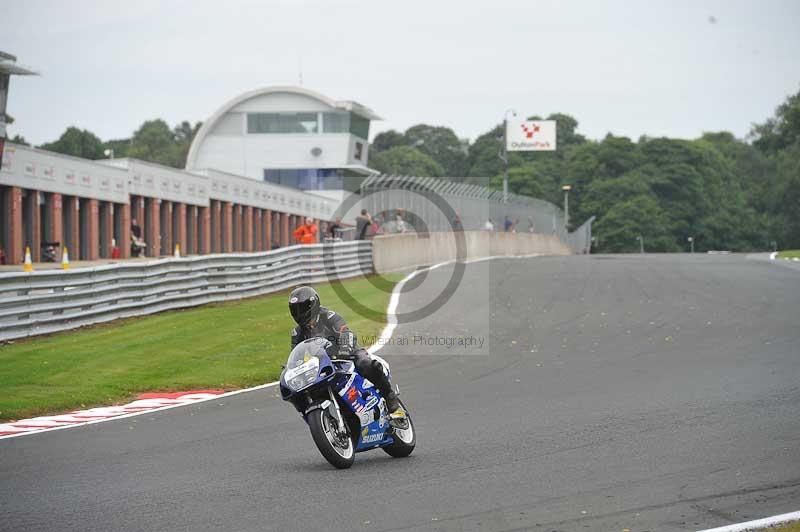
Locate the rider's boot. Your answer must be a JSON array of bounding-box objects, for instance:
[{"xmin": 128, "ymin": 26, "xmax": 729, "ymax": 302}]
[
  {"xmin": 383, "ymin": 387, "xmax": 407, "ymax": 426},
  {"xmin": 357, "ymin": 354, "xmax": 407, "ymax": 424}
]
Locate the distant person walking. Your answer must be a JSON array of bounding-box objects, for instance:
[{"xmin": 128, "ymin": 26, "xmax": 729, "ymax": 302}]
[
  {"xmin": 452, "ymin": 214, "xmax": 464, "ymax": 232},
  {"xmin": 504, "ymin": 216, "xmax": 512, "ymax": 232},
  {"xmin": 293, "ymin": 217, "xmax": 318, "ymax": 244},
  {"xmin": 356, "ymin": 209, "xmax": 371, "ymax": 240}
]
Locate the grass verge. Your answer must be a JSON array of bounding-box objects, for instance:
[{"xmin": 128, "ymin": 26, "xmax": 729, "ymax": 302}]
[
  {"xmin": 762, "ymin": 522, "xmax": 800, "ymax": 532},
  {"xmin": 0, "ymin": 275, "xmax": 401, "ymax": 422},
  {"xmin": 777, "ymin": 250, "xmax": 800, "ymax": 259}
]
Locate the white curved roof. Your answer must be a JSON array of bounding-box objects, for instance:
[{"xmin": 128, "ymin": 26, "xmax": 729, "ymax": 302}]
[{"xmin": 185, "ymin": 85, "xmax": 381, "ymax": 170}]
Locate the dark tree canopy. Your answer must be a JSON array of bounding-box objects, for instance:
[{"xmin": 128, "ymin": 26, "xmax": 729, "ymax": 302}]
[
  {"xmin": 40, "ymin": 127, "xmax": 105, "ymax": 159},
  {"xmin": 370, "ymin": 145, "xmax": 445, "ymax": 177}
]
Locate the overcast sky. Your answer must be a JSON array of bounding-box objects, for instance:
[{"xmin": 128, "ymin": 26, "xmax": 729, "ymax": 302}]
[{"xmin": 3, "ymin": 0, "xmax": 799, "ymax": 147}]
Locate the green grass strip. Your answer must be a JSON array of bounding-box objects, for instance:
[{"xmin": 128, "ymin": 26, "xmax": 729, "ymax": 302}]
[
  {"xmin": 764, "ymin": 522, "xmax": 800, "ymax": 532},
  {"xmin": 0, "ymin": 275, "xmax": 401, "ymax": 422},
  {"xmin": 777, "ymin": 249, "xmax": 800, "ymax": 259}
]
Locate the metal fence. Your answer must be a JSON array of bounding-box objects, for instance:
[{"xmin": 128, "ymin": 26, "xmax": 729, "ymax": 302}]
[
  {"xmin": 357, "ymin": 175, "xmax": 592, "ymax": 252},
  {"xmin": 566, "ymin": 216, "xmax": 596, "ymax": 255},
  {"xmin": 0, "ymin": 241, "xmax": 372, "ymax": 341}
]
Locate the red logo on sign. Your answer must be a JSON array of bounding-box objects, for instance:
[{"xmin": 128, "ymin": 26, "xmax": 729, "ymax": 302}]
[{"xmin": 521, "ymin": 124, "xmax": 541, "ymax": 139}]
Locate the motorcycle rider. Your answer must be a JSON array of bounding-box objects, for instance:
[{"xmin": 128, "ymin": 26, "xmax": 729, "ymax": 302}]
[{"xmin": 288, "ymin": 285, "xmax": 406, "ymax": 422}]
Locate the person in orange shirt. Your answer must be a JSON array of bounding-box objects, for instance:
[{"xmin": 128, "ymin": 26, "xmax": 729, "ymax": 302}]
[{"xmin": 293, "ymin": 217, "xmax": 318, "ymax": 244}]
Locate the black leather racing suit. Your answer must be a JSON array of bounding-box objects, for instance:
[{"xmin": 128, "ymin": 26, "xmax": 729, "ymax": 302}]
[{"xmin": 291, "ymin": 306, "xmax": 397, "ymax": 406}]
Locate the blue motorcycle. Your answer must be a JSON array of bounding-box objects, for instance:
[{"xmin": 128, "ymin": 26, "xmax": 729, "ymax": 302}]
[{"xmin": 280, "ymin": 337, "xmax": 415, "ymax": 469}]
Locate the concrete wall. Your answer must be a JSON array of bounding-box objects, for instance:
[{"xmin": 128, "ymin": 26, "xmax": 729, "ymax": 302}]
[{"xmin": 371, "ymin": 231, "xmax": 571, "ymax": 273}]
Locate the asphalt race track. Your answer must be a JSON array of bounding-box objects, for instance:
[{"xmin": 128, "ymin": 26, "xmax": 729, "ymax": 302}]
[{"xmin": 1, "ymin": 254, "xmax": 799, "ymax": 532}]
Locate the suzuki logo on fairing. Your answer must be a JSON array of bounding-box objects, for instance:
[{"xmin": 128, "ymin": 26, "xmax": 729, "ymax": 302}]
[{"xmin": 362, "ymin": 433, "xmax": 383, "ymax": 444}]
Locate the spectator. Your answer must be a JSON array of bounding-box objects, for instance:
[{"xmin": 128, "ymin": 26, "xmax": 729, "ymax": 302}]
[
  {"xmin": 356, "ymin": 209, "xmax": 371, "ymax": 240},
  {"xmin": 329, "ymin": 217, "xmax": 343, "ymax": 239},
  {"xmin": 528, "ymin": 216, "xmax": 535, "ymax": 233},
  {"xmin": 394, "ymin": 210, "xmax": 407, "ymax": 233},
  {"xmin": 484, "ymin": 218, "xmax": 495, "ymax": 231},
  {"xmin": 452, "ymin": 214, "xmax": 464, "ymax": 232},
  {"xmin": 512, "ymin": 218, "xmax": 519, "ymax": 233},
  {"xmin": 293, "ymin": 217, "xmax": 318, "ymax": 244},
  {"xmin": 130, "ymin": 218, "xmax": 147, "ymax": 257},
  {"xmin": 371, "ymin": 214, "xmax": 383, "ymax": 236},
  {"xmin": 504, "ymin": 216, "xmax": 512, "ymax": 232},
  {"xmin": 131, "ymin": 218, "xmax": 142, "ymax": 240}
]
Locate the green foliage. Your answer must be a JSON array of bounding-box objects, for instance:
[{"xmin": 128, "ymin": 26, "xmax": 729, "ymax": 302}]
[
  {"xmin": 594, "ymin": 194, "xmax": 677, "ymax": 252},
  {"xmin": 488, "ymin": 91, "xmax": 800, "ymax": 252},
  {"xmin": 371, "ymin": 125, "xmax": 467, "ymax": 179},
  {"xmin": 9, "ymin": 134, "xmax": 29, "ymax": 146},
  {"xmin": 404, "ymin": 124, "xmax": 468, "ymax": 177},
  {"xmin": 39, "ymin": 126, "xmax": 105, "ymax": 159},
  {"xmin": 372, "ymin": 129, "xmax": 406, "ymax": 152},
  {"xmin": 127, "ymin": 119, "xmax": 185, "ymax": 167},
  {"xmin": 370, "ymin": 145, "xmax": 445, "ymax": 177},
  {"xmin": 751, "ymin": 90, "xmax": 800, "ymax": 155},
  {"xmin": 38, "ymin": 120, "xmax": 202, "ymax": 168}
]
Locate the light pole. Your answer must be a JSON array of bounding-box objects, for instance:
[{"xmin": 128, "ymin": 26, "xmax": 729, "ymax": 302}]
[
  {"xmin": 562, "ymin": 184, "xmax": 572, "ymax": 230},
  {"xmin": 636, "ymin": 235, "xmax": 644, "ymax": 254},
  {"xmin": 687, "ymin": 236, "xmax": 694, "ymax": 253},
  {"xmin": 499, "ymin": 108, "xmax": 517, "ymax": 203}
]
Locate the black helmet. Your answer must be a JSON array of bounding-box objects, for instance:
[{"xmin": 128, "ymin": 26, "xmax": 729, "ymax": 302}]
[{"xmin": 289, "ymin": 286, "xmax": 320, "ymax": 326}]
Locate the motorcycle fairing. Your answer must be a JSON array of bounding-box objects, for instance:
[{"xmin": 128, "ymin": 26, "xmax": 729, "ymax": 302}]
[{"xmin": 331, "ymin": 369, "xmax": 394, "ymax": 452}]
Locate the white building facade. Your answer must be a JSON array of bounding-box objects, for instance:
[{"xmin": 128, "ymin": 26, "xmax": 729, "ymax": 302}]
[{"xmin": 185, "ymin": 86, "xmax": 380, "ymax": 191}]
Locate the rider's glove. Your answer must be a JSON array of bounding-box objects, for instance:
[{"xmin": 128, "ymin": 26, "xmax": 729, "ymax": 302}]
[
  {"xmin": 338, "ymin": 331, "xmax": 356, "ymax": 359},
  {"xmin": 338, "ymin": 344, "xmax": 354, "ymax": 359}
]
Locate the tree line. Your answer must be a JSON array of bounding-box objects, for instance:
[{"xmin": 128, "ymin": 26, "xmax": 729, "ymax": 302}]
[
  {"xmin": 370, "ymin": 90, "xmax": 799, "ymax": 252},
  {"xmin": 11, "ymin": 119, "xmax": 202, "ymax": 170},
  {"xmin": 14, "ymin": 87, "xmax": 799, "ymax": 252}
]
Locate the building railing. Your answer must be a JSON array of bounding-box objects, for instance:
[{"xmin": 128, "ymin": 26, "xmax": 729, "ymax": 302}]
[{"xmin": 0, "ymin": 240, "xmax": 372, "ymax": 341}]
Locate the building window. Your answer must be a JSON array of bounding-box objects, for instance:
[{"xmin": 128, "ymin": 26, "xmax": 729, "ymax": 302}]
[
  {"xmin": 264, "ymin": 168, "xmax": 343, "ymax": 190},
  {"xmin": 247, "ymin": 113, "xmax": 318, "ymax": 134},
  {"xmin": 322, "ymin": 112, "xmax": 349, "ymax": 133},
  {"xmin": 349, "ymin": 113, "xmax": 370, "ymax": 139}
]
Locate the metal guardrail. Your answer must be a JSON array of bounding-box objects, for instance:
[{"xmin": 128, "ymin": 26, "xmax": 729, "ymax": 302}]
[
  {"xmin": 0, "ymin": 240, "xmax": 372, "ymax": 341},
  {"xmin": 358, "ymin": 174, "xmax": 593, "ymax": 253}
]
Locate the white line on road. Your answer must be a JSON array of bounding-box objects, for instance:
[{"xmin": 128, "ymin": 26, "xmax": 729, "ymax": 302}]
[{"xmin": 696, "ymin": 510, "xmax": 800, "ymax": 532}]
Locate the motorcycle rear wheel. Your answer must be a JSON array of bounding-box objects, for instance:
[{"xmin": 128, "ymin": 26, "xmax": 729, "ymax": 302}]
[{"xmin": 308, "ymin": 408, "xmax": 355, "ymax": 469}]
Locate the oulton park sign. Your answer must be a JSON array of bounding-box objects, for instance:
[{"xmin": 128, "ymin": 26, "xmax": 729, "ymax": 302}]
[{"xmin": 506, "ymin": 120, "xmax": 557, "ymax": 151}]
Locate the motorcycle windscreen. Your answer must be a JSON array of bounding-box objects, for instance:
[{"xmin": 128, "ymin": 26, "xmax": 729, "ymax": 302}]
[{"xmin": 282, "ymin": 338, "xmax": 333, "ymax": 391}]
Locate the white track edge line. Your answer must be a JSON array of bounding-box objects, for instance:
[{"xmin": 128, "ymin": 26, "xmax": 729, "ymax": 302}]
[
  {"xmin": 696, "ymin": 510, "xmax": 800, "ymax": 532},
  {"xmin": 0, "ymin": 382, "xmax": 280, "ymax": 441},
  {"xmin": 1, "ymin": 253, "xmax": 542, "ymax": 441}
]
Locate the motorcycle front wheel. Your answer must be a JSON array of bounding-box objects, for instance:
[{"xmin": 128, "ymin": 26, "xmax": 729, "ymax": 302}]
[{"xmin": 307, "ymin": 408, "xmax": 355, "ymax": 469}]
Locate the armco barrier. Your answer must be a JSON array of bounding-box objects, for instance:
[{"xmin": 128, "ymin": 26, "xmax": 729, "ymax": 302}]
[
  {"xmin": 0, "ymin": 241, "xmax": 372, "ymax": 341},
  {"xmin": 371, "ymin": 231, "xmax": 571, "ymax": 273}
]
